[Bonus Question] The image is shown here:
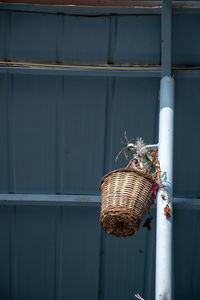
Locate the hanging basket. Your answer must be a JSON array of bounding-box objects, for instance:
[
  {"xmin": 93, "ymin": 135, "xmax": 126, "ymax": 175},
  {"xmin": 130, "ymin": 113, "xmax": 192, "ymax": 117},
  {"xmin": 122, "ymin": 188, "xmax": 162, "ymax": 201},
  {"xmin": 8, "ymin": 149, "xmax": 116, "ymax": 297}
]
[{"xmin": 99, "ymin": 167, "xmax": 157, "ymax": 237}]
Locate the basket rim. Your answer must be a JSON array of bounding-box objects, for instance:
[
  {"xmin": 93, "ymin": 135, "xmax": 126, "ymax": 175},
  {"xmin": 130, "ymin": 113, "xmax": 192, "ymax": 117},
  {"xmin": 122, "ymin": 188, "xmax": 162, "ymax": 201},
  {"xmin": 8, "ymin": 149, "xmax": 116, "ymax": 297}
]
[{"xmin": 99, "ymin": 167, "xmax": 156, "ymax": 192}]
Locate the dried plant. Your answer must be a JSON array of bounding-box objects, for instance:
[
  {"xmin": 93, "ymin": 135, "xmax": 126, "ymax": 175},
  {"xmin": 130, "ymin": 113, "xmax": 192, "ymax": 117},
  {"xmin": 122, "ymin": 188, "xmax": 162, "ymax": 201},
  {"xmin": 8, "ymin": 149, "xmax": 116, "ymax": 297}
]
[
  {"xmin": 116, "ymin": 132, "xmax": 172, "ymax": 217},
  {"xmin": 116, "ymin": 132, "xmax": 158, "ymax": 177},
  {"xmin": 135, "ymin": 294, "xmax": 145, "ymax": 300},
  {"xmin": 135, "ymin": 137, "xmax": 148, "ymax": 156}
]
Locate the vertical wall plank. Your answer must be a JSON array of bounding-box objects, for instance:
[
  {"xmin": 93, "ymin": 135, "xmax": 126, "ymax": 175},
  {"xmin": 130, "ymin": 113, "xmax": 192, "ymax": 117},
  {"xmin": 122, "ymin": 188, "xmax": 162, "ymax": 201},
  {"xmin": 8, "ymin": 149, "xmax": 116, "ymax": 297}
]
[
  {"xmin": 107, "ymin": 16, "xmax": 118, "ymax": 64},
  {"xmin": 0, "ymin": 75, "xmax": 9, "ymax": 192},
  {"xmin": 114, "ymin": 16, "xmax": 161, "ymax": 64},
  {"xmin": 143, "ymin": 208, "xmax": 156, "ymax": 300},
  {"xmin": 174, "ymin": 78, "xmax": 200, "ymax": 197},
  {"xmin": 56, "ymin": 14, "xmax": 64, "ymax": 63},
  {"xmin": 62, "ymin": 76, "xmax": 107, "ymax": 194},
  {"xmin": 174, "ymin": 210, "xmax": 200, "ymax": 300},
  {"xmin": 108, "ymin": 78, "xmax": 159, "ymax": 172},
  {"xmin": 0, "ymin": 206, "xmax": 13, "ymax": 299},
  {"xmin": 0, "ymin": 11, "xmax": 9, "ymax": 59},
  {"xmin": 56, "ymin": 76, "xmax": 64, "ymax": 194},
  {"xmin": 9, "ymin": 12, "xmax": 57, "ymax": 61},
  {"xmin": 63, "ymin": 16, "xmax": 109, "ymax": 63},
  {"xmin": 15, "ymin": 206, "xmax": 57, "ymax": 300},
  {"xmin": 102, "ymin": 228, "xmax": 147, "ymax": 300},
  {"xmin": 7, "ymin": 75, "xmax": 16, "ymax": 193},
  {"xmin": 173, "ymin": 15, "xmax": 200, "ymax": 65},
  {"xmin": 61, "ymin": 206, "xmax": 101, "ymax": 300},
  {"xmin": 12, "ymin": 75, "xmax": 57, "ymax": 193},
  {"xmin": 54, "ymin": 207, "xmax": 63, "ymax": 300}
]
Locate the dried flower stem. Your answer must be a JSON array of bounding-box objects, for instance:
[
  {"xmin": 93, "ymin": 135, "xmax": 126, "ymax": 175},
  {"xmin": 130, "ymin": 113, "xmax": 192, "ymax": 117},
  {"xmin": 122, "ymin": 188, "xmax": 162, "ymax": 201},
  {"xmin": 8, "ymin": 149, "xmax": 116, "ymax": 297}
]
[
  {"xmin": 135, "ymin": 294, "xmax": 145, "ymax": 300},
  {"xmin": 115, "ymin": 146, "xmax": 128, "ymax": 162}
]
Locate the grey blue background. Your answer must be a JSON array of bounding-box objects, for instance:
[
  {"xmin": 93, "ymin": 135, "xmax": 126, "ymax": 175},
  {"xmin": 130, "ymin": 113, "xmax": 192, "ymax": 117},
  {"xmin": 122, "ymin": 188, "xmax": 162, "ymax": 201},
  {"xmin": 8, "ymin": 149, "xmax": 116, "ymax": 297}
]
[{"xmin": 0, "ymin": 6, "xmax": 200, "ymax": 300}]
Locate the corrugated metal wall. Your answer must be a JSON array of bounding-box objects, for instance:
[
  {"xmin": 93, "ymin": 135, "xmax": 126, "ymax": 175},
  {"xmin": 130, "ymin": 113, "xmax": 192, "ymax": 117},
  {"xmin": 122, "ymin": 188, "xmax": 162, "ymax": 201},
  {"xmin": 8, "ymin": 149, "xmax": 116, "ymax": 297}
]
[
  {"xmin": 1, "ymin": 204, "xmax": 200, "ymax": 300},
  {"xmin": 0, "ymin": 7, "xmax": 200, "ymax": 300},
  {"xmin": 0, "ymin": 204, "xmax": 155, "ymax": 300},
  {"xmin": 1, "ymin": 11, "xmax": 200, "ymax": 196},
  {"xmin": 1, "ymin": 73, "xmax": 200, "ymax": 197}
]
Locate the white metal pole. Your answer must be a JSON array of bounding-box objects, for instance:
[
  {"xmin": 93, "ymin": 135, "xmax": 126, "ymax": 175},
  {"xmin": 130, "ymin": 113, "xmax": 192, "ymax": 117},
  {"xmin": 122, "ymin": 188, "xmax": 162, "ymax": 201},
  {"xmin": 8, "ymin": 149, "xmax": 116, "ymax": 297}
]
[{"xmin": 155, "ymin": 76, "xmax": 175, "ymax": 300}]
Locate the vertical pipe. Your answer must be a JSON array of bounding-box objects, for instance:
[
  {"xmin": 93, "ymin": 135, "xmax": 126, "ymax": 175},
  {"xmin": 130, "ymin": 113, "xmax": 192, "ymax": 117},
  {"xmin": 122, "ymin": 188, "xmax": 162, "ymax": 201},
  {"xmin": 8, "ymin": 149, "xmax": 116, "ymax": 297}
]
[{"xmin": 155, "ymin": 76, "xmax": 175, "ymax": 300}]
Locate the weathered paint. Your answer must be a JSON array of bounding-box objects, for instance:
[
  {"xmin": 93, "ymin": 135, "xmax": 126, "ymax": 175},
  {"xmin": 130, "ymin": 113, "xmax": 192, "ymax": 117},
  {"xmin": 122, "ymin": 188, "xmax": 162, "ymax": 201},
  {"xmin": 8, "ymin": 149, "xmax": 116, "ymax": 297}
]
[
  {"xmin": 0, "ymin": 204, "xmax": 200, "ymax": 300},
  {"xmin": 0, "ymin": 0, "xmax": 162, "ymax": 7},
  {"xmin": 0, "ymin": 5, "xmax": 200, "ymax": 300}
]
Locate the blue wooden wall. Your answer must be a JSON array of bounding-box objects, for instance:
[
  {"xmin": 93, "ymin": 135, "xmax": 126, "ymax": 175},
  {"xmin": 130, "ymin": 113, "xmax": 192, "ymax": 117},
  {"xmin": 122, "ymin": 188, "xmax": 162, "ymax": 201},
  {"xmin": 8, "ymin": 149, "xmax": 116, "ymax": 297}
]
[
  {"xmin": 1, "ymin": 73, "xmax": 200, "ymax": 197},
  {"xmin": 0, "ymin": 203, "xmax": 200, "ymax": 300},
  {"xmin": 0, "ymin": 7, "xmax": 200, "ymax": 300}
]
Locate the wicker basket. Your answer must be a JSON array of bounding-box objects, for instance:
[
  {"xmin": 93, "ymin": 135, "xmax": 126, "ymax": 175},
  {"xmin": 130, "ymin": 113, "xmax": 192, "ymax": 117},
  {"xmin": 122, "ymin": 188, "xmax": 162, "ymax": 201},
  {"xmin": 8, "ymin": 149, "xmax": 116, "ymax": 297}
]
[{"xmin": 99, "ymin": 167, "xmax": 157, "ymax": 237}]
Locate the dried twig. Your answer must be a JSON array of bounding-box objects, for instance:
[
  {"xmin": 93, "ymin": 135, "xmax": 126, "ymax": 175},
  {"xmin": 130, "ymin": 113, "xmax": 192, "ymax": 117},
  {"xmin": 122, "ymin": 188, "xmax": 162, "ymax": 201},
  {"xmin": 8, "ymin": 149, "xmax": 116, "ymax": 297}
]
[
  {"xmin": 135, "ymin": 294, "xmax": 145, "ymax": 300},
  {"xmin": 115, "ymin": 146, "xmax": 128, "ymax": 162},
  {"xmin": 124, "ymin": 130, "xmax": 129, "ymax": 144},
  {"xmin": 115, "ymin": 131, "xmax": 134, "ymax": 162}
]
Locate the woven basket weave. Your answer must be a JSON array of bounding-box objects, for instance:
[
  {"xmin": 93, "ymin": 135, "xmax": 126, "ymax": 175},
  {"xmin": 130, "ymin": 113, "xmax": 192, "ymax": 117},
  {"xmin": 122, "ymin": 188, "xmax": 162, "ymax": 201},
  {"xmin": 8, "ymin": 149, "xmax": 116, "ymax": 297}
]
[{"xmin": 99, "ymin": 167, "xmax": 156, "ymax": 237}]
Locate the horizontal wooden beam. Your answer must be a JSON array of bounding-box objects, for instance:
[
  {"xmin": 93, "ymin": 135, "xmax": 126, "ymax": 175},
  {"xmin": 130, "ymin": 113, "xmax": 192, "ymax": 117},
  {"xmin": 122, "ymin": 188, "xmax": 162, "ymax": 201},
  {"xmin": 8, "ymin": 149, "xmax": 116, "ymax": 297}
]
[
  {"xmin": 0, "ymin": 61, "xmax": 161, "ymax": 77},
  {"xmin": 0, "ymin": 194, "xmax": 101, "ymax": 206},
  {"xmin": 0, "ymin": 0, "xmax": 162, "ymax": 8},
  {"xmin": 0, "ymin": 194, "xmax": 199, "ymax": 209},
  {"xmin": 1, "ymin": 61, "xmax": 200, "ymax": 78},
  {"xmin": 0, "ymin": 1, "xmax": 200, "ymax": 15}
]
